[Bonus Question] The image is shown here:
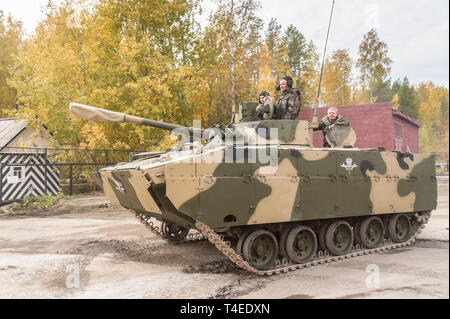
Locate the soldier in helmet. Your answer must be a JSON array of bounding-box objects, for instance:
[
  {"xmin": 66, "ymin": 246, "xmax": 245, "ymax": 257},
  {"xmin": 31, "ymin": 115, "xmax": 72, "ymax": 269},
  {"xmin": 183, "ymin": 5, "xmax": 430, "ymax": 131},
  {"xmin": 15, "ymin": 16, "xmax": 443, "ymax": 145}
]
[
  {"xmin": 314, "ymin": 106, "xmax": 350, "ymax": 148},
  {"xmin": 274, "ymin": 76, "xmax": 302, "ymax": 120},
  {"xmin": 256, "ymin": 91, "xmax": 274, "ymax": 120}
]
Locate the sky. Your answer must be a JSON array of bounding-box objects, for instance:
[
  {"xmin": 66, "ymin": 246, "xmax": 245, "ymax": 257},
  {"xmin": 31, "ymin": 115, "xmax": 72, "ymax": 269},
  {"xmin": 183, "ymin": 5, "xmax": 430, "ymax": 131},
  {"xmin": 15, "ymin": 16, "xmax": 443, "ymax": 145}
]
[{"xmin": 1, "ymin": 0, "xmax": 449, "ymax": 87}]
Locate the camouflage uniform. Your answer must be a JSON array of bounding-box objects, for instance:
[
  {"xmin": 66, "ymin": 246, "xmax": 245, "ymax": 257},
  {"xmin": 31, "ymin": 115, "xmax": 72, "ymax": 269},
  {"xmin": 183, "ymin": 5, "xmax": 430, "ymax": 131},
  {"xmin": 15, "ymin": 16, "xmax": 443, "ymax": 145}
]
[
  {"xmin": 315, "ymin": 115, "xmax": 350, "ymax": 147},
  {"xmin": 274, "ymin": 88, "xmax": 302, "ymax": 120}
]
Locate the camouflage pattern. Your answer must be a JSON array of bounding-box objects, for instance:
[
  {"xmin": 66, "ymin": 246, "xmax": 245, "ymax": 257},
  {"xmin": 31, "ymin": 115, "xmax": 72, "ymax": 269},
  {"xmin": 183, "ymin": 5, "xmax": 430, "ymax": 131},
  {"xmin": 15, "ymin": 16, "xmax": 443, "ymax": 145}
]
[
  {"xmin": 326, "ymin": 125, "xmax": 357, "ymax": 148},
  {"xmin": 274, "ymin": 88, "xmax": 302, "ymax": 120},
  {"xmin": 71, "ymin": 102, "xmax": 437, "ymax": 270},
  {"xmin": 231, "ymin": 120, "xmax": 313, "ymax": 146},
  {"xmin": 98, "ymin": 145, "xmax": 437, "ymax": 229}
]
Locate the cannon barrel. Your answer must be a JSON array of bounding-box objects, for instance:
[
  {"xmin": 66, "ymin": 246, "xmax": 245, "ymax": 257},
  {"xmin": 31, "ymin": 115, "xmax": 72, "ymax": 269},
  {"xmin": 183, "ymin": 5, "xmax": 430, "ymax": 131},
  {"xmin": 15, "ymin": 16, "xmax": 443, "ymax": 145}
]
[{"xmin": 69, "ymin": 102, "xmax": 207, "ymax": 137}]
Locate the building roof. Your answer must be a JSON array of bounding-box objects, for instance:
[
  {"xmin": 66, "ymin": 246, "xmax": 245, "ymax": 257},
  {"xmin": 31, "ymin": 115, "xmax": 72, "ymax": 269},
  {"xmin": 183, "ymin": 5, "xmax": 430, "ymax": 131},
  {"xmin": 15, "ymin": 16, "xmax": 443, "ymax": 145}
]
[
  {"xmin": 392, "ymin": 109, "xmax": 421, "ymax": 127},
  {"xmin": 0, "ymin": 118, "xmax": 28, "ymax": 151}
]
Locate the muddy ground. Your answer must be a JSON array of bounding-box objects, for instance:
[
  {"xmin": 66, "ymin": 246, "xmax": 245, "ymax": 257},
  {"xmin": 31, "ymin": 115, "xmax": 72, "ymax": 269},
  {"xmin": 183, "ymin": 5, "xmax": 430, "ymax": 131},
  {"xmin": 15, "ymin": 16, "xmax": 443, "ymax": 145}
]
[{"xmin": 0, "ymin": 177, "xmax": 448, "ymax": 299}]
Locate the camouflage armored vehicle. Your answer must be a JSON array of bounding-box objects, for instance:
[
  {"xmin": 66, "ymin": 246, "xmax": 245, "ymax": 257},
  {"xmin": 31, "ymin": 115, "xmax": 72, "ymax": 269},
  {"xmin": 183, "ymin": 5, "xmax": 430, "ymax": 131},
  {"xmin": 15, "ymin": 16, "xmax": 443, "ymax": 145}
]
[{"xmin": 70, "ymin": 102, "xmax": 436, "ymax": 275}]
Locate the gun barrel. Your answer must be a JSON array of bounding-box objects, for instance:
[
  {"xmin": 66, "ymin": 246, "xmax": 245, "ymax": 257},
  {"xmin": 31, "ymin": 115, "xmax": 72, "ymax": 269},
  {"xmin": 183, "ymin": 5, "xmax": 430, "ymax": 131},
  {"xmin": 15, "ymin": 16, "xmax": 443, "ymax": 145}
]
[{"xmin": 70, "ymin": 102, "xmax": 207, "ymax": 137}]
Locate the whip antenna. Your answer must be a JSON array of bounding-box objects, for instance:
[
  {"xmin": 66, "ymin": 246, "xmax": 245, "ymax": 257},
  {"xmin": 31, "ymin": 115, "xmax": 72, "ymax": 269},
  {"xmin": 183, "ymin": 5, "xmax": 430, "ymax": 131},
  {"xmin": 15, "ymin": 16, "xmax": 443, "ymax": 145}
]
[{"xmin": 313, "ymin": 0, "xmax": 336, "ymax": 123}]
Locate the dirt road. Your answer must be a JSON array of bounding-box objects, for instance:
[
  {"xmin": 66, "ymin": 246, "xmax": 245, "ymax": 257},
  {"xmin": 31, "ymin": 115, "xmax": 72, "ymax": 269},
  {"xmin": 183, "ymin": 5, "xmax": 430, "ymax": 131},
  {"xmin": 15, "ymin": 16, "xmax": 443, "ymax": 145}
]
[{"xmin": 0, "ymin": 178, "xmax": 448, "ymax": 299}]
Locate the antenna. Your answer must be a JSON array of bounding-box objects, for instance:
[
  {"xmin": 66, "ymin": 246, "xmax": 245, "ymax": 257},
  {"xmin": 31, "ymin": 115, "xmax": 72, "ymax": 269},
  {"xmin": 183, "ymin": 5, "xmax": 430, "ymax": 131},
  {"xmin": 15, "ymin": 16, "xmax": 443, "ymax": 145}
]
[{"xmin": 313, "ymin": 0, "xmax": 336, "ymax": 123}]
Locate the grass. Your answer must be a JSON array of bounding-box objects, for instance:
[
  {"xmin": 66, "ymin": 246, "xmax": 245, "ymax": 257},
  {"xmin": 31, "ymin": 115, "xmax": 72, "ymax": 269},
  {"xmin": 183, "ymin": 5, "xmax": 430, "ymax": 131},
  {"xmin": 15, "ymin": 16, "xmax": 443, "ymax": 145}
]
[{"xmin": 13, "ymin": 193, "xmax": 81, "ymax": 210}]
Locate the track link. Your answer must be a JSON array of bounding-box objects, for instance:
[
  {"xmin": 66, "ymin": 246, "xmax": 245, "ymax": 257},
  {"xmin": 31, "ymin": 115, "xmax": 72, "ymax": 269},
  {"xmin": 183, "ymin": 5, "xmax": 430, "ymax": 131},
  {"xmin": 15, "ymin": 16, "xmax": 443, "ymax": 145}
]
[
  {"xmin": 132, "ymin": 211, "xmax": 207, "ymax": 244},
  {"xmin": 195, "ymin": 212, "xmax": 432, "ymax": 276}
]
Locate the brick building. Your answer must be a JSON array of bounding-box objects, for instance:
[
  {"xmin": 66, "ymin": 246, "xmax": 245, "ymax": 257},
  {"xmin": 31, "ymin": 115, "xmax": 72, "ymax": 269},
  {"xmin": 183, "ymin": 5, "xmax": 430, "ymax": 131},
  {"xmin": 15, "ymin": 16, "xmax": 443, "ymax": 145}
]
[{"xmin": 298, "ymin": 102, "xmax": 420, "ymax": 153}]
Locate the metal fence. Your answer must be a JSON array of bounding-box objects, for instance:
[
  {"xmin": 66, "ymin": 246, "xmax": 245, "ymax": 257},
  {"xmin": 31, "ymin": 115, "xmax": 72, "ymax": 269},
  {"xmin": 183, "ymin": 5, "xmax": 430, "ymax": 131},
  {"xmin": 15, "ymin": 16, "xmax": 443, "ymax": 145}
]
[
  {"xmin": 0, "ymin": 146, "xmax": 143, "ymax": 205},
  {"xmin": 1, "ymin": 146, "xmax": 138, "ymax": 164}
]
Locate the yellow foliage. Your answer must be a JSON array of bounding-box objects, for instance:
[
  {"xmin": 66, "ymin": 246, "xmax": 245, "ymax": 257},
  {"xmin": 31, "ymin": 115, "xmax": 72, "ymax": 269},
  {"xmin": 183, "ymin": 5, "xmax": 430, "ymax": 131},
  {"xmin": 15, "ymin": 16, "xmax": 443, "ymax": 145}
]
[
  {"xmin": 416, "ymin": 82, "xmax": 449, "ymax": 160},
  {"xmin": 392, "ymin": 93, "xmax": 400, "ymax": 109},
  {"xmin": 321, "ymin": 49, "xmax": 352, "ymax": 106},
  {"xmin": 257, "ymin": 45, "xmax": 276, "ymax": 98},
  {"xmin": 7, "ymin": 0, "xmax": 205, "ymax": 152},
  {"xmin": 79, "ymin": 123, "xmax": 107, "ymax": 149}
]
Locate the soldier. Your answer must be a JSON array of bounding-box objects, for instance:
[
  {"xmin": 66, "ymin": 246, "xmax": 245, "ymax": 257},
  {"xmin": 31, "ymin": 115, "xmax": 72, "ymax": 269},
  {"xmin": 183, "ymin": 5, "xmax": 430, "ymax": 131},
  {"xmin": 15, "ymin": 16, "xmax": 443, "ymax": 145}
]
[
  {"xmin": 274, "ymin": 76, "xmax": 302, "ymax": 120},
  {"xmin": 256, "ymin": 91, "xmax": 274, "ymax": 120},
  {"xmin": 258, "ymin": 91, "xmax": 269, "ymax": 105},
  {"xmin": 314, "ymin": 106, "xmax": 350, "ymax": 147}
]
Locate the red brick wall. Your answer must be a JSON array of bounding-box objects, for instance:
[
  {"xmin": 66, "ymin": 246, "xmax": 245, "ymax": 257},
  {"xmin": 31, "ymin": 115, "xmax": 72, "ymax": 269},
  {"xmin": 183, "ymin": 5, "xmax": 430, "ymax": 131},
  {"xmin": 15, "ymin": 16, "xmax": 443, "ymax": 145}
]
[
  {"xmin": 298, "ymin": 103, "xmax": 419, "ymax": 151},
  {"xmin": 392, "ymin": 114, "xmax": 420, "ymax": 153}
]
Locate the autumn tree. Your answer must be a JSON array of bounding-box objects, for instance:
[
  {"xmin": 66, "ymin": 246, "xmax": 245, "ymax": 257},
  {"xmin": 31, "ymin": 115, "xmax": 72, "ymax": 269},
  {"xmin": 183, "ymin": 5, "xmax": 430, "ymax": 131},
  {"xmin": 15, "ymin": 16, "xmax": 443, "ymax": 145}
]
[
  {"xmin": 416, "ymin": 82, "xmax": 449, "ymax": 160},
  {"xmin": 256, "ymin": 44, "xmax": 274, "ymax": 97},
  {"xmin": 321, "ymin": 49, "xmax": 352, "ymax": 106},
  {"xmin": 8, "ymin": 0, "xmax": 202, "ymax": 150},
  {"xmin": 203, "ymin": 0, "xmax": 263, "ymax": 124},
  {"xmin": 356, "ymin": 29, "xmax": 393, "ymax": 102},
  {"xmin": 265, "ymin": 18, "xmax": 289, "ymax": 91},
  {"xmin": 0, "ymin": 11, "xmax": 22, "ymax": 117}
]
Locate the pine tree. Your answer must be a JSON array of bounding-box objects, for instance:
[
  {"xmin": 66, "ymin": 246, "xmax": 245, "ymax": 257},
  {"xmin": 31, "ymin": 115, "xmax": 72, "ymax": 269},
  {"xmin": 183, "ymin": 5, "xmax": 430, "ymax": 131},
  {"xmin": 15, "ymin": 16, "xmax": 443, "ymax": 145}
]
[{"xmin": 397, "ymin": 77, "xmax": 419, "ymax": 119}]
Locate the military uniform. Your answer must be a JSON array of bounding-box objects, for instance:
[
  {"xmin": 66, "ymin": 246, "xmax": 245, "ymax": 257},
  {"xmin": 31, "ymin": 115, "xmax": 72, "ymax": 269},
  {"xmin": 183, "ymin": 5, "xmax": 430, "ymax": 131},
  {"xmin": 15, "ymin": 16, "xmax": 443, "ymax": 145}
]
[
  {"xmin": 315, "ymin": 115, "xmax": 350, "ymax": 147},
  {"xmin": 274, "ymin": 88, "xmax": 302, "ymax": 120},
  {"xmin": 256, "ymin": 95, "xmax": 274, "ymax": 120}
]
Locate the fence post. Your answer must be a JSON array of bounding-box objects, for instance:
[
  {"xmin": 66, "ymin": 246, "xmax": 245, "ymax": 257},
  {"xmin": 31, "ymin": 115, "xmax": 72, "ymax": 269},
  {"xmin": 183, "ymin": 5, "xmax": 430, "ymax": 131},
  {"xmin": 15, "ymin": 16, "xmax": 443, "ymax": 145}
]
[
  {"xmin": 69, "ymin": 164, "xmax": 73, "ymax": 196},
  {"xmin": 0, "ymin": 163, "xmax": 3, "ymax": 203},
  {"xmin": 44, "ymin": 148, "xmax": 48, "ymax": 194}
]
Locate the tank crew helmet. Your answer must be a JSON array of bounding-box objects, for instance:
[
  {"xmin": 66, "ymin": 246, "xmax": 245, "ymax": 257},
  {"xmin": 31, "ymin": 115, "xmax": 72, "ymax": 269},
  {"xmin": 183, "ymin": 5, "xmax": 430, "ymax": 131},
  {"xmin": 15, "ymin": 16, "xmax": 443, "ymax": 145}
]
[
  {"xmin": 282, "ymin": 75, "xmax": 294, "ymax": 88},
  {"xmin": 276, "ymin": 75, "xmax": 294, "ymax": 91},
  {"xmin": 258, "ymin": 91, "xmax": 270, "ymax": 103}
]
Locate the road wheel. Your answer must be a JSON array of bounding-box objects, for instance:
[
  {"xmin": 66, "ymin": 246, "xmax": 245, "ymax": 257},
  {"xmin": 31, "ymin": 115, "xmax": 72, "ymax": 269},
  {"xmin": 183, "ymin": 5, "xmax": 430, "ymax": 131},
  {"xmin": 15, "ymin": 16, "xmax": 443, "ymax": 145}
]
[
  {"xmin": 360, "ymin": 216, "xmax": 385, "ymax": 248},
  {"xmin": 353, "ymin": 218, "xmax": 363, "ymax": 246},
  {"xmin": 236, "ymin": 229, "xmax": 253, "ymax": 256},
  {"xmin": 243, "ymin": 230, "xmax": 278, "ymax": 270},
  {"xmin": 318, "ymin": 221, "xmax": 331, "ymax": 251},
  {"xmin": 279, "ymin": 225, "xmax": 294, "ymax": 259},
  {"xmin": 388, "ymin": 214, "xmax": 411, "ymax": 243},
  {"xmin": 325, "ymin": 221, "xmax": 353, "ymax": 256},
  {"xmin": 161, "ymin": 221, "xmax": 189, "ymax": 243},
  {"xmin": 285, "ymin": 226, "xmax": 317, "ymax": 264}
]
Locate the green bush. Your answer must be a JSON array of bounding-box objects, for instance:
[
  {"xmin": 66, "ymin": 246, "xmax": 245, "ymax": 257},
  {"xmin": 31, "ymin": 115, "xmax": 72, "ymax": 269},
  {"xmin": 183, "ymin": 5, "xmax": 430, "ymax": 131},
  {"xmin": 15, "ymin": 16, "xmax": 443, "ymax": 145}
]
[{"xmin": 14, "ymin": 194, "xmax": 79, "ymax": 210}]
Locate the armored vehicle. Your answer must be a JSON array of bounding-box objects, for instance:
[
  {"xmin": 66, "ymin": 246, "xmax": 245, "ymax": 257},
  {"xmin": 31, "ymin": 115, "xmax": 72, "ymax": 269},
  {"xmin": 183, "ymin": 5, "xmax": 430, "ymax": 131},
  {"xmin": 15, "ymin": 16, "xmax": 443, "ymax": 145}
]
[{"xmin": 70, "ymin": 102, "xmax": 436, "ymax": 275}]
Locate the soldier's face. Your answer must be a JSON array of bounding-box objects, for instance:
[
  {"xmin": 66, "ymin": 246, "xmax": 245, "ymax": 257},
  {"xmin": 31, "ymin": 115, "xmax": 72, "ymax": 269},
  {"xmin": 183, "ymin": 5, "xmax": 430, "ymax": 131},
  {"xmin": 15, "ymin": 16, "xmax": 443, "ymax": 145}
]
[
  {"xmin": 328, "ymin": 109, "xmax": 337, "ymax": 121},
  {"xmin": 280, "ymin": 80, "xmax": 287, "ymax": 92},
  {"xmin": 260, "ymin": 96, "xmax": 265, "ymax": 104}
]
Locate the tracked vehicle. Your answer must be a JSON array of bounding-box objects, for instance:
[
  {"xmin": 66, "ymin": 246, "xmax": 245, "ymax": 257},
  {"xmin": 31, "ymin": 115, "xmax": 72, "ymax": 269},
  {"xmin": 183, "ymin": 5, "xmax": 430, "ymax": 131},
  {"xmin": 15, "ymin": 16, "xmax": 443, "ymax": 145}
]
[{"xmin": 70, "ymin": 102, "xmax": 436, "ymax": 275}]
